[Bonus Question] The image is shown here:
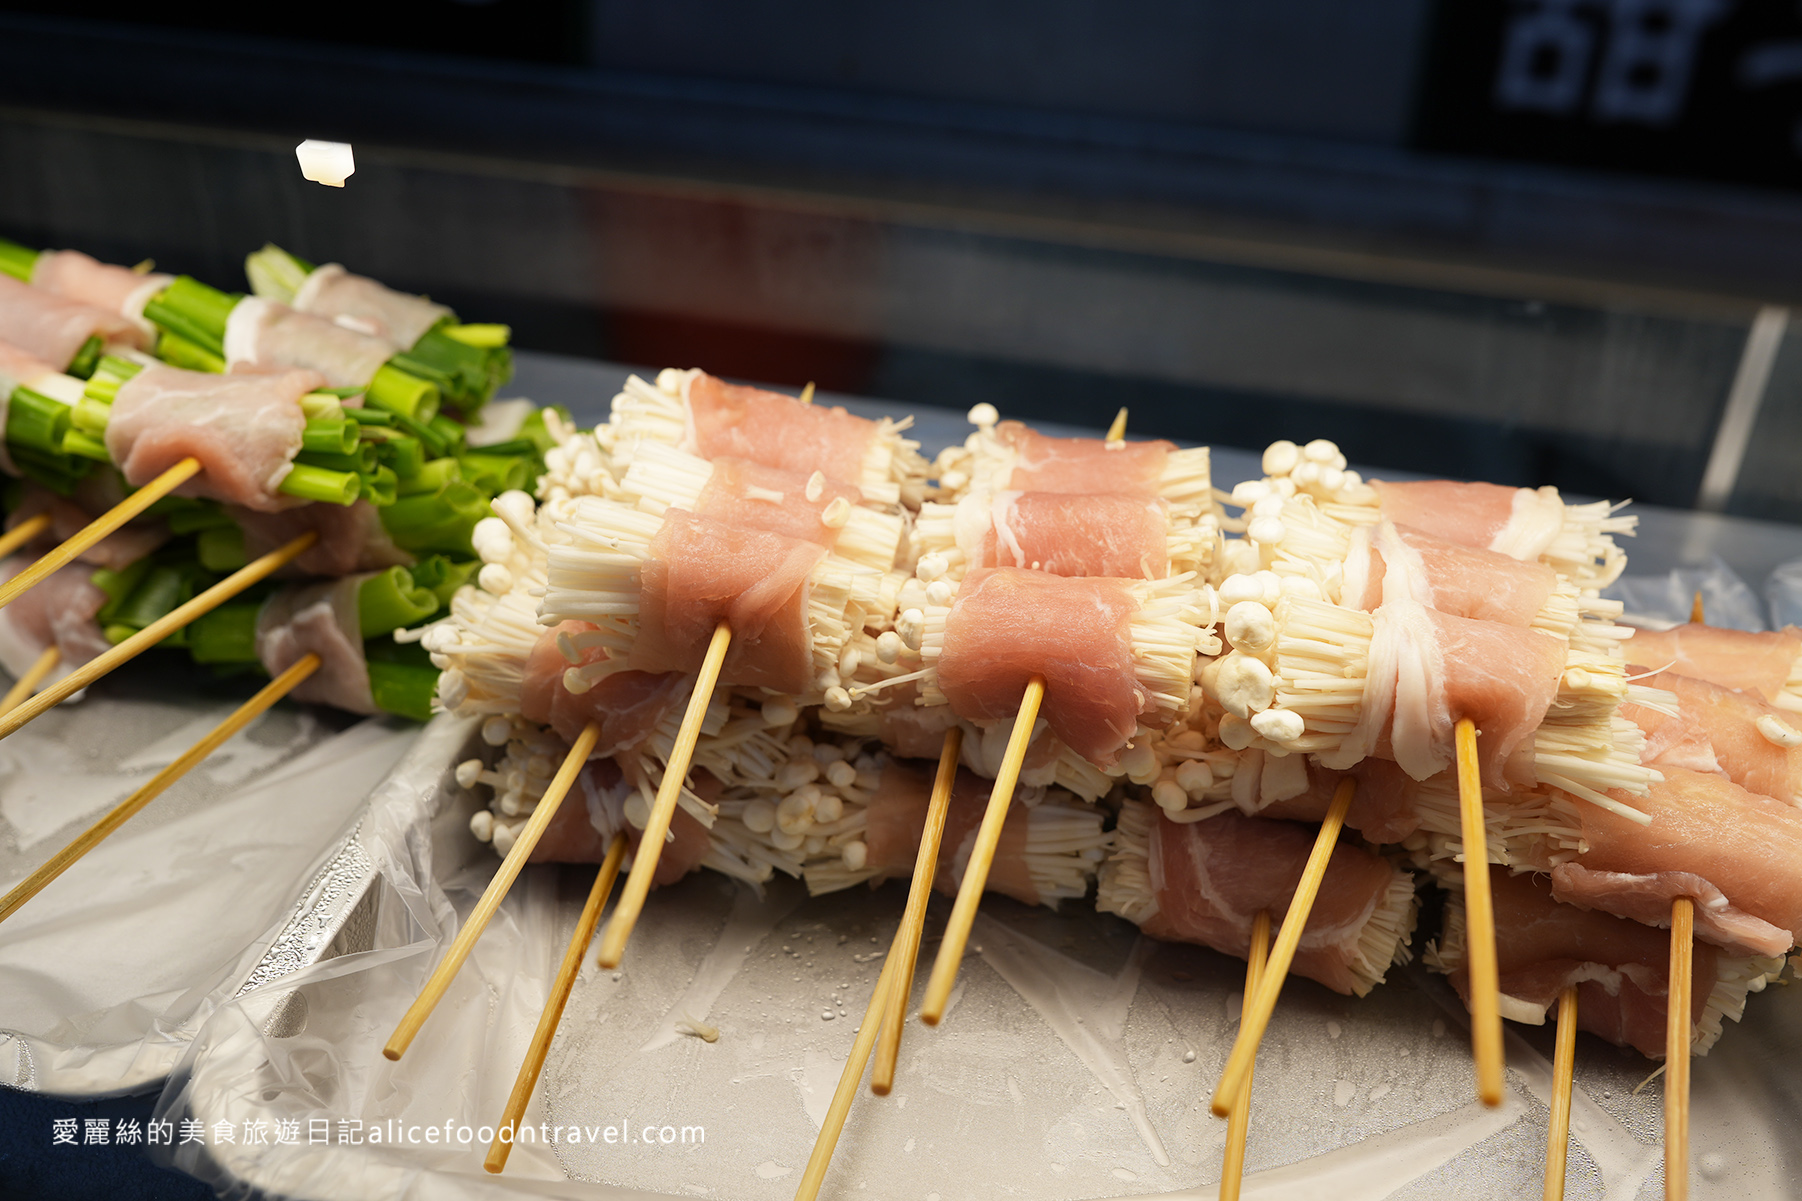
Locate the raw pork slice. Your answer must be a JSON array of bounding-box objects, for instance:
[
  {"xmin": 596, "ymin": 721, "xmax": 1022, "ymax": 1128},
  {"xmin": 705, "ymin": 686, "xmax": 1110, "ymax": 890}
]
[
  {"xmin": 1380, "ymin": 600, "xmax": 1564, "ymax": 783},
  {"xmin": 529, "ymin": 757, "xmax": 714, "ymax": 887},
  {"xmin": 0, "ymin": 338, "xmax": 60, "ymax": 395},
  {"xmin": 1342, "ymin": 520, "xmax": 1558, "ymax": 626},
  {"xmin": 0, "ymin": 272, "xmax": 148, "ymax": 368},
  {"xmin": 961, "ymin": 491, "xmax": 1169, "ymax": 579},
  {"xmin": 1450, "ymin": 868, "xmax": 1716, "ymax": 1059},
  {"xmin": 937, "ymin": 567, "xmax": 1147, "ymax": 767},
  {"xmin": 1258, "ymin": 757, "xmax": 1426, "ymax": 845},
  {"xmin": 231, "ymin": 500, "xmax": 414, "ymax": 577},
  {"xmin": 291, "ymin": 263, "xmax": 451, "ymax": 350},
  {"xmin": 1623, "ymin": 623, "xmax": 1802, "ymax": 702},
  {"xmin": 683, "ymin": 372, "xmax": 876, "ymax": 486},
  {"xmin": 521, "ymin": 620, "xmax": 688, "ymax": 753},
  {"xmin": 224, "ymin": 296, "xmax": 394, "ymax": 390},
  {"xmin": 1623, "ymin": 667, "xmax": 1801, "ymax": 805},
  {"xmin": 630, "ymin": 508, "xmax": 826, "ymax": 694},
  {"xmin": 1369, "ymin": 479, "xmax": 1565, "ymax": 564},
  {"xmin": 0, "ymin": 557, "xmax": 112, "ymax": 667},
  {"xmin": 861, "ymin": 760, "xmax": 1042, "ymax": 906},
  {"xmin": 255, "ymin": 575, "xmax": 374, "ymax": 714},
  {"xmin": 7, "ymin": 482, "xmax": 170, "ymax": 570},
  {"xmin": 1562, "ymin": 766, "xmax": 1802, "ymax": 956},
  {"xmin": 31, "ymin": 250, "xmax": 172, "ymax": 325},
  {"xmin": 1142, "ymin": 808, "xmax": 1409, "ymax": 996},
  {"xmin": 995, "ymin": 421, "xmax": 1173, "ymax": 495},
  {"xmin": 106, "ymin": 364, "xmax": 317, "ymax": 511},
  {"xmin": 693, "ymin": 457, "xmax": 862, "ymax": 547}
]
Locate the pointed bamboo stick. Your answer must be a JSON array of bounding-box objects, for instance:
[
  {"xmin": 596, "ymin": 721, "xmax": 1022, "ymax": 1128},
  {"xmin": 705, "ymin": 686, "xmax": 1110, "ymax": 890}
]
[
  {"xmin": 871, "ymin": 725, "xmax": 962, "ymax": 1094},
  {"xmin": 384, "ymin": 718, "xmax": 603, "ymax": 1060},
  {"xmin": 594, "ymin": 620, "xmax": 732, "ymax": 969},
  {"xmin": 1219, "ymin": 909, "xmax": 1271, "ymax": 1201},
  {"xmin": 0, "ymin": 457, "xmax": 200, "ymax": 613},
  {"xmin": 1457, "ymin": 717, "xmax": 1505, "ymax": 1106},
  {"xmin": 919, "ymin": 675, "xmax": 1044, "ymax": 1024},
  {"xmin": 0, "ymin": 511, "xmax": 51, "ymax": 561},
  {"xmin": 1666, "ymin": 897, "xmax": 1694, "ymax": 1201},
  {"xmin": 485, "ymin": 833, "xmax": 629, "ymax": 1173},
  {"xmin": 0, "ymin": 653, "xmax": 321, "ymax": 925},
  {"xmin": 0, "ymin": 530, "xmax": 317, "ymax": 742},
  {"xmin": 1209, "ymin": 776, "xmax": 1355, "ymax": 1116},
  {"xmin": 1544, "ymin": 984, "xmax": 1579, "ymax": 1201},
  {"xmin": 0, "ymin": 644, "xmax": 60, "ymax": 715}
]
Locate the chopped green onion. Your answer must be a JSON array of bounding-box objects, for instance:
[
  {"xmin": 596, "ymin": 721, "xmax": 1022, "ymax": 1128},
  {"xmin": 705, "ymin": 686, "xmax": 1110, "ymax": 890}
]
[
  {"xmin": 110, "ymin": 563, "xmax": 196, "ymax": 633},
  {"xmin": 70, "ymin": 395, "xmax": 111, "ymax": 437},
  {"xmin": 441, "ymin": 322, "xmax": 509, "ymax": 349},
  {"xmin": 426, "ymin": 413, "xmax": 466, "ymax": 456},
  {"xmin": 302, "ymin": 418, "xmax": 358, "ymax": 455},
  {"xmin": 379, "ymin": 480, "xmax": 488, "ymax": 556},
  {"xmin": 374, "ymin": 432, "xmax": 424, "ymax": 480},
  {"xmin": 243, "ymin": 243, "xmax": 312, "ymax": 306},
  {"xmin": 296, "ymin": 443, "xmax": 378, "ymax": 475},
  {"xmin": 396, "ymin": 456, "xmax": 460, "ymax": 496},
  {"xmin": 390, "ymin": 410, "xmax": 446, "ymax": 458},
  {"xmin": 300, "ymin": 392, "xmax": 344, "ymax": 422},
  {"xmin": 408, "ymin": 555, "xmax": 477, "ymax": 605},
  {"xmin": 92, "ymin": 558, "xmax": 152, "ymax": 623},
  {"xmin": 9, "ymin": 445, "xmax": 89, "ymax": 495},
  {"xmin": 0, "ymin": 237, "xmax": 39, "ymax": 282},
  {"xmin": 349, "ymin": 406, "xmax": 393, "ymax": 426},
  {"xmin": 156, "ymin": 331, "xmax": 225, "ymax": 374},
  {"xmin": 364, "ymin": 362, "xmax": 439, "ymax": 423},
  {"xmin": 361, "ymin": 465, "xmax": 398, "ymax": 508},
  {"xmin": 517, "ymin": 405, "xmax": 570, "ymax": 455},
  {"xmin": 8, "ymin": 387, "xmax": 74, "ymax": 456},
  {"xmin": 278, "ymin": 462, "xmax": 360, "ymax": 506},
  {"xmin": 197, "ymin": 524, "xmax": 248, "ymax": 572},
  {"xmin": 165, "ymin": 502, "xmax": 233, "ymax": 535},
  {"xmin": 188, "ymin": 603, "xmax": 261, "ymax": 664},
  {"xmin": 365, "ymin": 638, "xmax": 440, "ymax": 722},
  {"xmin": 143, "ymin": 276, "xmax": 237, "ymax": 360},
  {"xmin": 358, "ymin": 565, "xmax": 440, "ymax": 637},
  {"xmin": 65, "ymin": 336, "xmax": 104, "ymax": 380},
  {"xmin": 61, "ymin": 428, "xmax": 112, "ymax": 462},
  {"xmin": 457, "ymin": 452, "xmax": 528, "ymax": 495}
]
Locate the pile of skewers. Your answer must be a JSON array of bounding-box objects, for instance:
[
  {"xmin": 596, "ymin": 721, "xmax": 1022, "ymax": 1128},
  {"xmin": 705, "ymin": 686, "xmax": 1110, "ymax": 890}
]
[{"xmin": 2, "ymin": 235, "xmax": 1798, "ymax": 1200}]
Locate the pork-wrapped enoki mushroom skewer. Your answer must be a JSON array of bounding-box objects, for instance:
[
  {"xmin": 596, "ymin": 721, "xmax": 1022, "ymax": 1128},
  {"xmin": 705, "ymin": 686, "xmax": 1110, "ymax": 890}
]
[
  {"xmin": 1099, "ymin": 798, "xmax": 1417, "ymax": 997},
  {"xmin": 934, "ymin": 407, "xmax": 1214, "ymax": 513},
  {"xmin": 1244, "ymin": 438, "xmax": 1635, "ymax": 592},
  {"xmin": 1623, "ymin": 666, "xmax": 1802, "ymax": 807},
  {"xmin": 601, "ymin": 368, "xmax": 930, "ymax": 507},
  {"xmin": 244, "ymin": 243, "xmax": 513, "ymax": 415},
  {"xmin": 1240, "ymin": 592, "xmax": 1671, "ymax": 820},
  {"xmin": 1430, "ymin": 867, "xmax": 1786, "ymax": 1060},
  {"xmin": 1623, "ymin": 622, "xmax": 1802, "ymax": 714}
]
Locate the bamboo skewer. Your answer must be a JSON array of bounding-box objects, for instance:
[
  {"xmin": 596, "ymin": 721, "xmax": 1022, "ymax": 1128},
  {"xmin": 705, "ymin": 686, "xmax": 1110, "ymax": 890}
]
[
  {"xmin": 0, "ymin": 511, "xmax": 52, "ymax": 562},
  {"xmin": 1544, "ymin": 985, "xmax": 1579, "ymax": 1201},
  {"xmin": 1689, "ymin": 591, "xmax": 1706, "ymax": 625},
  {"xmin": 0, "ymin": 644, "xmax": 60, "ymax": 715},
  {"xmin": 799, "ymin": 382, "xmax": 816, "ymax": 405},
  {"xmin": 485, "ymin": 833, "xmax": 628, "ymax": 1174},
  {"xmin": 1666, "ymin": 897, "xmax": 1693, "ymax": 1201},
  {"xmin": 871, "ymin": 725, "xmax": 962, "ymax": 1095},
  {"xmin": 919, "ymin": 674, "xmax": 1045, "ymax": 1024},
  {"xmin": 384, "ymin": 718, "xmax": 603, "ymax": 1060},
  {"xmin": 1457, "ymin": 717, "xmax": 1506, "ymax": 1106},
  {"xmin": 1219, "ymin": 909, "xmax": 1271, "ymax": 1201},
  {"xmin": 594, "ymin": 620, "xmax": 733, "ymax": 970},
  {"xmin": 0, "ymin": 653, "xmax": 321, "ymax": 925},
  {"xmin": 1209, "ymin": 776, "xmax": 1355, "ymax": 1117},
  {"xmin": 0, "ymin": 457, "xmax": 201, "ymax": 613},
  {"xmin": 0, "ymin": 531, "xmax": 318, "ymax": 742},
  {"xmin": 1104, "ymin": 408, "xmax": 1129, "ymax": 442}
]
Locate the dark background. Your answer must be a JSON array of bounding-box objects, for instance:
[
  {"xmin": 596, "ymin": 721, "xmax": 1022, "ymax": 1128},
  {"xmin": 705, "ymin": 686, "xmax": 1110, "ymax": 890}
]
[{"xmin": 0, "ymin": 2, "xmax": 1797, "ymax": 513}]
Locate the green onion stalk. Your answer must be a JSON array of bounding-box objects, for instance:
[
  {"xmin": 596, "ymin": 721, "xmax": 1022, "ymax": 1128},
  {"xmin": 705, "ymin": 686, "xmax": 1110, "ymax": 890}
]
[
  {"xmin": 0, "ymin": 236, "xmax": 40, "ymax": 282},
  {"xmin": 246, "ymin": 244, "xmax": 513, "ymax": 417},
  {"xmin": 141, "ymin": 274, "xmax": 445, "ymax": 422},
  {"xmin": 4, "ymin": 374, "xmax": 90, "ymax": 496}
]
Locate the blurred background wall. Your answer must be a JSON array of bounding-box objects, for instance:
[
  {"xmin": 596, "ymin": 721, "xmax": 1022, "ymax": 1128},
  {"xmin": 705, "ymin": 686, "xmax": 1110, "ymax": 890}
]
[{"xmin": 1, "ymin": 0, "xmax": 1799, "ymax": 518}]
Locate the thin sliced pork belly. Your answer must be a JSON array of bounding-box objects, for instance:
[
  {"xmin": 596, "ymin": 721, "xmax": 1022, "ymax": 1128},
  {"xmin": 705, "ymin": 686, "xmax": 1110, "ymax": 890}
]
[
  {"xmin": 0, "ymin": 558, "xmax": 112, "ymax": 666},
  {"xmin": 291, "ymin": 263, "xmax": 451, "ymax": 350},
  {"xmin": 1258, "ymin": 757, "xmax": 1424, "ymax": 845},
  {"xmin": 1454, "ymin": 868, "xmax": 1716, "ymax": 1059},
  {"xmin": 529, "ymin": 757, "xmax": 714, "ymax": 886},
  {"xmin": 0, "ymin": 273, "xmax": 147, "ymax": 368},
  {"xmin": 106, "ymin": 365, "xmax": 317, "ymax": 511},
  {"xmin": 1369, "ymin": 479, "xmax": 1564, "ymax": 563},
  {"xmin": 630, "ymin": 508, "xmax": 826, "ymax": 694},
  {"xmin": 1551, "ymin": 864, "xmax": 1790, "ymax": 958},
  {"xmin": 31, "ymin": 250, "xmax": 171, "ymax": 321},
  {"xmin": 1384, "ymin": 600, "xmax": 1564, "ymax": 783},
  {"xmin": 683, "ymin": 372, "xmax": 876, "ymax": 486},
  {"xmin": 255, "ymin": 575, "xmax": 374, "ymax": 714},
  {"xmin": 7, "ymin": 482, "xmax": 170, "ymax": 570},
  {"xmin": 862, "ymin": 760, "xmax": 1042, "ymax": 906},
  {"xmin": 231, "ymin": 500, "xmax": 413, "ymax": 577},
  {"xmin": 995, "ymin": 421, "xmax": 1172, "ymax": 494},
  {"xmin": 1350, "ymin": 521, "xmax": 1558, "ymax": 625},
  {"xmin": 224, "ymin": 297, "xmax": 394, "ymax": 390},
  {"xmin": 693, "ymin": 457, "xmax": 862, "ymax": 547},
  {"xmin": 521, "ymin": 620, "xmax": 688, "ymax": 753},
  {"xmin": 961, "ymin": 491, "xmax": 1169, "ymax": 578},
  {"xmin": 1568, "ymin": 766, "xmax": 1802, "ymax": 955},
  {"xmin": 1142, "ymin": 808, "xmax": 1406, "ymax": 995},
  {"xmin": 1625, "ymin": 667, "xmax": 1801, "ymax": 805},
  {"xmin": 0, "ymin": 338, "xmax": 59, "ymax": 393},
  {"xmin": 937, "ymin": 567, "xmax": 1146, "ymax": 767},
  {"xmin": 1623, "ymin": 623, "xmax": 1802, "ymax": 702}
]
